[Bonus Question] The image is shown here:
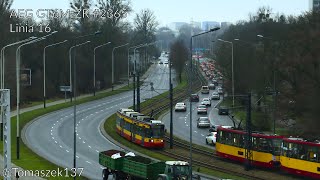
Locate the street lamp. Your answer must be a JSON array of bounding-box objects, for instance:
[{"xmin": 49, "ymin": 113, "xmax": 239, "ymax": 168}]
[
  {"xmin": 0, "ymin": 36, "xmax": 37, "ymax": 141},
  {"xmin": 15, "ymin": 31, "xmax": 57, "ymax": 159},
  {"xmin": 189, "ymin": 27, "xmax": 220, "ymax": 176},
  {"xmin": 128, "ymin": 44, "xmax": 145, "ymax": 86},
  {"xmin": 112, "ymin": 43, "xmax": 129, "ymax": 90},
  {"xmin": 257, "ymin": 34, "xmax": 277, "ymax": 134},
  {"xmin": 217, "ymin": 38, "xmax": 234, "ymax": 107},
  {"xmin": 69, "ymin": 31, "xmax": 102, "ymax": 102},
  {"xmin": 93, "ymin": 42, "xmax": 111, "ymax": 96},
  {"xmin": 132, "ymin": 43, "xmax": 147, "ymax": 111},
  {"xmin": 43, "ymin": 40, "xmax": 68, "ymax": 108},
  {"xmin": 69, "ymin": 41, "xmax": 91, "ymax": 177},
  {"xmin": 134, "ymin": 43, "xmax": 148, "ymax": 112}
]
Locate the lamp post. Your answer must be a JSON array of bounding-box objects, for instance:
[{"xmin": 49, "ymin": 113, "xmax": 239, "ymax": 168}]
[
  {"xmin": 128, "ymin": 44, "xmax": 145, "ymax": 86},
  {"xmin": 112, "ymin": 43, "xmax": 129, "ymax": 90},
  {"xmin": 132, "ymin": 43, "xmax": 147, "ymax": 111},
  {"xmin": 69, "ymin": 41, "xmax": 91, "ymax": 178},
  {"xmin": 217, "ymin": 38, "xmax": 234, "ymax": 107},
  {"xmin": 257, "ymin": 34, "xmax": 277, "ymax": 134},
  {"xmin": 69, "ymin": 31, "xmax": 102, "ymax": 102},
  {"xmin": 43, "ymin": 40, "xmax": 68, "ymax": 108},
  {"xmin": 189, "ymin": 27, "xmax": 220, "ymax": 176},
  {"xmin": 15, "ymin": 31, "xmax": 57, "ymax": 159},
  {"xmin": 134, "ymin": 43, "xmax": 148, "ymax": 112},
  {"xmin": 93, "ymin": 42, "xmax": 111, "ymax": 96},
  {"xmin": 0, "ymin": 37, "xmax": 37, "ymax": 141}
]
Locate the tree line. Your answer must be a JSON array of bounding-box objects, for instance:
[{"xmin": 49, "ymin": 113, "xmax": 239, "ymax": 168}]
[
  {"xmin": 213, "ymin": 7, "xmax": 320, "ymax": 137},
  {"xmin": 0, "ymin": 0, "xmax": 160, "ymax": 106}
]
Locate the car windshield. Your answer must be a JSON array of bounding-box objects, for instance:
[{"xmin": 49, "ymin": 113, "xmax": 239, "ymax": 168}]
[{"xmin": 176, "ymin": 103, "xmax": 184, "ymax": 106}]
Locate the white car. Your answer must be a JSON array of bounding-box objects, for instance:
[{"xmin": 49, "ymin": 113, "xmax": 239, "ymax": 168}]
[
  {"xmin": 218, "ymin": 87, "xmax": 223, "ymax": 95},
  {"xmin": 206, "ymin": 132, "xmax": 217, "ymax": 145},
  {"xmin": 175, "ymin": 102, "xmax": 186, "ymax": 112},
  {"xmin": 201, "ymin": 98, "xmax": 211, "ymax": 106}
]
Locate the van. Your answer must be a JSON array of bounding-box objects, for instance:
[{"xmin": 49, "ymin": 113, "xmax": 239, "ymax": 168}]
[{"xmin": 201, "ymin": 86, "xmax": 209, "ymax": 94}]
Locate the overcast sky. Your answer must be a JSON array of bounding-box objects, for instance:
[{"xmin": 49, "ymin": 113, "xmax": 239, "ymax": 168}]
[{"xmin": 11, "ymin": 0, "xmax": 310, "ymax": 26}]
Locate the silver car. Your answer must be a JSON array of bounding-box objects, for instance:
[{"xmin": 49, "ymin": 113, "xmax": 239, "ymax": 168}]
[
  {"xmin": 197, "ymin": 117, "xmax": 210, "ymax": 128},
  {"xmin": 211, "ymin": 92, "xmax": 220, "ymax": 100},
  {"xmin": 197, "ymin": 104, "xmax": 207, "ymax": 114}
]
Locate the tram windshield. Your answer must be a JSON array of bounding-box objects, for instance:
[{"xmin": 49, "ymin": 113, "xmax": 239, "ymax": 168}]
[{"xmin": 146, "ymin": 125, "xmax": 164, "ymax": 138}]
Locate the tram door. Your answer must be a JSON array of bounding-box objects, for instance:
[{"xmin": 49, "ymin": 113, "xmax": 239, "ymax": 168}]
[
  {"xmin": 141, "ymin": 127, "xmax": 145, "ymax": 146},
  {"xmin": 131, "ymin": 124, "xmax": 136, "ymax": 142}
]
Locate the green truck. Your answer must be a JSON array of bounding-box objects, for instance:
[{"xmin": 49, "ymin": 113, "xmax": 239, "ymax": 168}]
[{"xmin": 99, "ymin": 149, "xmax": 199, "ymax": 180}]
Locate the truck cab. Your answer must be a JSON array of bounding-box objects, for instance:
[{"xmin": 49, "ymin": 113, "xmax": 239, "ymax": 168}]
[{"xmin": 157, "ymin": 161, "xmax": 191, "ymax": 180}]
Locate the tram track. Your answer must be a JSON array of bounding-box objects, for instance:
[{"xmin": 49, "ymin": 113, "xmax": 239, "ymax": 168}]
[{"xmin": 137, "ymin": 67, "xmax": 297, "ymax": 180}]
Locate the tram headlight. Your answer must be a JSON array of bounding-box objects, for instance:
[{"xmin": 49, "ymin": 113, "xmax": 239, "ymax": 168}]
[
  {"xmin": 150, "ymin": 139, "xmax": 154, "ymax": 142},
  {"xmin": 161, "ymin": 140, "xmax": 163, "ymax": 142}
]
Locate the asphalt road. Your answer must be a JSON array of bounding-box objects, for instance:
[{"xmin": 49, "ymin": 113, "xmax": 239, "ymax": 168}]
[
  {"xmin": 162, "ymin": 84, "xmax": 234, "ymax": 149},
  {"xmin": 23, "ymin": 55, "xmax": 177, "ymax": 179}
]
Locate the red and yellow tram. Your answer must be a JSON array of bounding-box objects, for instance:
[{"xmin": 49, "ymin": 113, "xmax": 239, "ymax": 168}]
[
  {"xmin": 280, "ymin": 138, "xmax": 320, "ymax": 179},
  {"xmin": 116, "ymin": 108, "xmax": 165, "ymax": 148},
  {"xmin": 216, "ymin": 126, "xmax": 283, "ymax": 168}
]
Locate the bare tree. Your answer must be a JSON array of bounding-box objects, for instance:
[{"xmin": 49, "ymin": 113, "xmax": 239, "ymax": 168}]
[
  {"xmin": 169, "ymin": 39, "xmax": 189, "ymax": 83},
  {"xmin": 96, "ymin": 0, "xmax": 132, "ymax": 27}
]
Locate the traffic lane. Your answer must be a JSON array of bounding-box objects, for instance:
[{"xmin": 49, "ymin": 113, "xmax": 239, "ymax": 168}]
[
  {"xmin": 24, "ymin": 65, "xmax": 173, "ymax": 179},
  {"xmin": 162, "ymin": 88, "xmax": 233, "ymax": 148},
  {"xmin": 162, "ymin": 90, "xmax": 217, "ymax": 148}
]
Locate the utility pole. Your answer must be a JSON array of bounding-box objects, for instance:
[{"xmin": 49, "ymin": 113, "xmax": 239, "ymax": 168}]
[
  {"xmin": 245, "ymin": 93, "xmax": 252, "ymax": 171},
  {"xmin": 133, "ymin": 64, "xmax": 136, "ymax": 111},
  {"xmin": 137, "ymin": 71, "xmax": 140, "ymax": 112},
  {"xmin": 169, "ymin": 56, "xmax": 173, "ymax": 149}
]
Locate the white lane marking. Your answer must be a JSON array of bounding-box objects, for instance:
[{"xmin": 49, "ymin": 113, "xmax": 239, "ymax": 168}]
[
  {"xmin": 50, "ymin": 132, "xmax": 53, "ymax": 136},
  {"xmin": 194, "ymin": 131, "xmax": 197, "ymax": 133},
  {"xmin": 52, "ymin": 137, "xmax": 54, "ymax": 140},
  {"xmin": 96, "ymin": 150, "xmax": 99, "ymax": 153},
  {"xmin": 53, "ymin": 124, "xmax": 56, "ymax": 126},
  {"xmin": 79, "ymin": 137, "xmax": 81, "ymax": 140},
  {"xmin": 100, "ymin": 167, "xmax": 104, "ymax": 170},
  {"xmin": 51, "ymin": 129, "xmax": 53, "ymax": 132},
  {"xmin": 56, "ymin": 120, "xmax": 59, "ymax": 123},
  {"xmin": 83, "ymin": 141, "xmax": 85, "ymax": 144},
  {"xmin": 186, "ymin": 125, "xmax": 189, "ymax": 127},
  {"xmin": 88, "ymin": 145, "xmax": 92, "ymax": 148},
  {"xmin": 59, "ymin": 145, "xmax": 62, "ymax": 148},
  {"xmin": 55, "ymin": 141, "xmax": 57, "ymax": 144},
  {"xmin": 201, "ymin": 134, "xmax": 204, "ymax": 136},
  {"xmin": 76, "ymin": 156, "xmax": 79, "ymax": 158},
  {"xmin": 66, "ymin": 150, "xmax": 69, "ymax": 153},
  {"xmin": 86, "ymin": 161, "xmax": 92, "ymax": 164}
]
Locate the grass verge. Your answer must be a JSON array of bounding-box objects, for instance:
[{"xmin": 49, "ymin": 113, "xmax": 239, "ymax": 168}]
[{"xmin": 0, "ymin": 84, "xmax": 135, "ymax": 180}]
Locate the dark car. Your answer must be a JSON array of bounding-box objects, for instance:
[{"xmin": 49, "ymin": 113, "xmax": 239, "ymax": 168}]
[
  {"xmin": 218, "ymin": 106, "xmax": 229, "ymax": 115},
  {"xmin": 190, "ymin": 94, "xmax": 199, "ymax": 102},
  {"xmin": 208, "ymin": 84, "xmax": 215, "ymax": 90}
]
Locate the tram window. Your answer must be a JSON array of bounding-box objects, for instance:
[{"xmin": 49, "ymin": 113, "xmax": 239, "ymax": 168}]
[
  {"xmin": 253, "ymin": 137, "xmax": 271, "ymax": 153},
  {"xmin": 232, "ymin": 134, "xmax": 242, "ymax": 147},
  {"xmin": 124, "ymin": 121, "xmax": 131, "ymax": 131},
  {"xmin": 225, "ymin": 132, "xmax": 234, "ymax": 146}
]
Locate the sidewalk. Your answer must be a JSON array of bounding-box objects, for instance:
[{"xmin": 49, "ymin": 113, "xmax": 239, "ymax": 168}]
[{"xmin": 1, "ymin": 64, "xmax": 156, "ymax": 179}]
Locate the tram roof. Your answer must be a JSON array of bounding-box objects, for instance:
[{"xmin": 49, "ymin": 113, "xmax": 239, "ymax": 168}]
[
  {"xmin": 283, "ymin": 138, "xmax": 320, "ymax": 147},
  {"xmin": 217, "ymin": 126, "xmax": 283, "ymax": 139}
]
